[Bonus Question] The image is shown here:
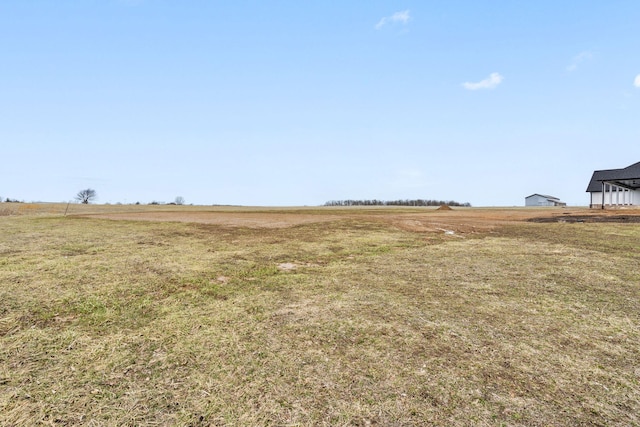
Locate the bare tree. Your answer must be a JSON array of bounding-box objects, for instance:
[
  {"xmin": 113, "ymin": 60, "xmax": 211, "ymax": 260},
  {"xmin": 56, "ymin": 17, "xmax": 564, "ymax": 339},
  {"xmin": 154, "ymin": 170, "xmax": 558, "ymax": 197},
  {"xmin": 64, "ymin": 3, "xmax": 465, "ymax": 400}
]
[
  {"xmin": 174, "ymin": 196, "xmax": 185, "ymax": 205},
  {"xmin": 75, "ymin": 188, "xmax": 97, "ymax": 204}
]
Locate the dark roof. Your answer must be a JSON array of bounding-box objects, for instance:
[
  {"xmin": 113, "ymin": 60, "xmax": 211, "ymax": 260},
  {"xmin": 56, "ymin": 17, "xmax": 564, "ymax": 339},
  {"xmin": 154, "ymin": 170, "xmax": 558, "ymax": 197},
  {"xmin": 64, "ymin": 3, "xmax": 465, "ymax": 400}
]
[{"xmin": 586, "ymin": 161, "xmax": 640, "ymax": 192}]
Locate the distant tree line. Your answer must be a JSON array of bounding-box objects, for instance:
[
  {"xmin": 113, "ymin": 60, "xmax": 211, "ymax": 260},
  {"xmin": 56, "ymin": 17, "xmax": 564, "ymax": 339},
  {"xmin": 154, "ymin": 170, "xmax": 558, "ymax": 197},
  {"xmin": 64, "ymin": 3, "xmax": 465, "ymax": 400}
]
[
  {"xmin": 1, "ymin": 192, "xmax": 188, "ymax": 206},
  {"xmin": 324, "ymin": 199, "xmax": 471, "ymax": 207}
]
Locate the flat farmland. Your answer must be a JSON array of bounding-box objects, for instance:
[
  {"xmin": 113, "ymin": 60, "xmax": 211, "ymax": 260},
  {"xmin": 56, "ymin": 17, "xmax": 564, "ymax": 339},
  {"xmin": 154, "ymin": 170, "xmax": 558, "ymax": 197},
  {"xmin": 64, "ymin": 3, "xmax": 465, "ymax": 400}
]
[{"xmin": 1, "ymin": 204, "xmax": 639, "ymax": 426}]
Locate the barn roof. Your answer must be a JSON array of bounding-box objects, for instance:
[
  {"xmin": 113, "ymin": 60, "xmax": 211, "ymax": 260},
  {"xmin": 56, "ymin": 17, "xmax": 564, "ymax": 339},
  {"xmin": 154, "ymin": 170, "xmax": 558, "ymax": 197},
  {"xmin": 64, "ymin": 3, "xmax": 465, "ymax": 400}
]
[
  {"xmin": 525, "ymin": 194, "xmax": 560, "ymax": 201},
  {"xmin": 586, "ymin": 161, "xmax": 640, "ymax": 192}
]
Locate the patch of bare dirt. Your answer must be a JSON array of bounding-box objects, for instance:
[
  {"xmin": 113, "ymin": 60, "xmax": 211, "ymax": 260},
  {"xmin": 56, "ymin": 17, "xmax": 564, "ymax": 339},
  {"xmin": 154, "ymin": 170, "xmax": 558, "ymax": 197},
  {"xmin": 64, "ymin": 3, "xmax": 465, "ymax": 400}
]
[
  {"xmin": 79, "ymin": 207, "xmax": 639, "ymax": 234},
  {"xmin": 277, "ymin": 263, "xmax": 298, "ymax": 271},
  {"xmin": 83, "ymin": 211, "xmax": 340, "ymax": 228},
  {"xmin": 529, "ymin": 214, "xmax": 640, "ymax": 223},
  {"xmin": 377, "ymin": 209, "xmax": 549, "ymax": 235}
]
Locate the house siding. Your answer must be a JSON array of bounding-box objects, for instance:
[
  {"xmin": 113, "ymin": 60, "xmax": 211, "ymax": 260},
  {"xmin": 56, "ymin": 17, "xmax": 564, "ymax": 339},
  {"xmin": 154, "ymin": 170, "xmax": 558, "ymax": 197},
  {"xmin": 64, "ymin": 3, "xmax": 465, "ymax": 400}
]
[{"xmin": 590, "ymin": 188, "xmax": 639, "ymax": 208}]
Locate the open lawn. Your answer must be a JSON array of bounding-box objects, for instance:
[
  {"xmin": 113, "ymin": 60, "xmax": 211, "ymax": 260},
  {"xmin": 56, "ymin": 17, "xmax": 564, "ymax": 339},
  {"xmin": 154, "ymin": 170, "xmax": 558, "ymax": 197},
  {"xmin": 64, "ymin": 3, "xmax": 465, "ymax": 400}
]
[{"xmin": 1, "ymin": 204, "xmax": 639, "ymax": 426}]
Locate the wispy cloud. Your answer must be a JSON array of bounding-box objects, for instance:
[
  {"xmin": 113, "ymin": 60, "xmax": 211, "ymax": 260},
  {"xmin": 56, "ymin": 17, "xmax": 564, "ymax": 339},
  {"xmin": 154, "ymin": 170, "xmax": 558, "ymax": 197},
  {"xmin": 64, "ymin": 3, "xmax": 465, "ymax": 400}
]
[
  {"xmin": 634, "ymin": 74, "xmax": 640, "ymax": 88},
  {"xmin": 566, "ymin": 51, "xmax": 593, "ymax": 72},
  {"xmin": 375, "ymin": 10, "xmax": 411, "ymax": 30},
  {"xmin": 462, "ymin": 72, "xmax": 504, "ymax": 90}
]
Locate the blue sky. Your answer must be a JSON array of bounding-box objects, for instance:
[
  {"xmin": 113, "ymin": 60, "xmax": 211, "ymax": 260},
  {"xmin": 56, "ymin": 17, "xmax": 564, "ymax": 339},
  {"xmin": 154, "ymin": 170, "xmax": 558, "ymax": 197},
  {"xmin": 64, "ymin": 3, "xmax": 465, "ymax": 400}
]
[{"xmin": 1, "ymin": 1, "xmax": 639, "ymax": 206}]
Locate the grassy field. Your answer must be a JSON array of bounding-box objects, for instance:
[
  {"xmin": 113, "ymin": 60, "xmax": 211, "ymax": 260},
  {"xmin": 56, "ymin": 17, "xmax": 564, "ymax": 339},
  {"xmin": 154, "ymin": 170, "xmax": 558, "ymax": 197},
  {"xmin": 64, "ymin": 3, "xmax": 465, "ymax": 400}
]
[{"xmin": 1, "ymin": 204, "xmax": 639, "ymax": 426}]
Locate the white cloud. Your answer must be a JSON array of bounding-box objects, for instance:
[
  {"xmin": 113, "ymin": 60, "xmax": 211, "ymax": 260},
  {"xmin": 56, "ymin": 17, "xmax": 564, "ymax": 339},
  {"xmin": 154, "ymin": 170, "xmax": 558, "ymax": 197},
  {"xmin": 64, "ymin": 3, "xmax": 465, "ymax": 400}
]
[
  {"xmin": 375, "ymin": 10, "xmax": 411, "ymax": 30},
  {"xmin": 566, "ymin": 51, "xmax": 593, "ymax": 72},
  {"xmin": 634, "ymin": 74, "xmax": 640, "ymax": 88},
  {"xmin": 462, "ymin": 72, "xmax": 504, "ymax": 90}
]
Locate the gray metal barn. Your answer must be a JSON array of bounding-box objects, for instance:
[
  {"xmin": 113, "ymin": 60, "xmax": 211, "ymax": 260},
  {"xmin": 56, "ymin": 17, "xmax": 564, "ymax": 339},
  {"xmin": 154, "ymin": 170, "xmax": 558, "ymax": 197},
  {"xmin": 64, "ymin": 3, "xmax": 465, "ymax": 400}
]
[{"xmin": 525, "ymin": 194, "xmax": 566, "ymax": 207}]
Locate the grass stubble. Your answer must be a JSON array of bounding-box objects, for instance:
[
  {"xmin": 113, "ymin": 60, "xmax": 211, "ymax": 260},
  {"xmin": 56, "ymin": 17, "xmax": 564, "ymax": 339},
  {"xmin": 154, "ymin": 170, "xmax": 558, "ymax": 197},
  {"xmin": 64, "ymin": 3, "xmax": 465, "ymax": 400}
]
[{"xmin": 0, "ymin": 207, "xmax": 639, "ymax": 426}]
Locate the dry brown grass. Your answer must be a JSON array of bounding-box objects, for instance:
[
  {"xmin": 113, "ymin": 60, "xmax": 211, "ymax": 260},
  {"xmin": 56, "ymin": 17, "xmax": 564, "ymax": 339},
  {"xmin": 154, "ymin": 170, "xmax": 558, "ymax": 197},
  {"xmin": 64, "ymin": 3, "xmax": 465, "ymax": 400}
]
[{"xmin": 1, "ymin": 205, "xmax": 639, "ymax": 425}]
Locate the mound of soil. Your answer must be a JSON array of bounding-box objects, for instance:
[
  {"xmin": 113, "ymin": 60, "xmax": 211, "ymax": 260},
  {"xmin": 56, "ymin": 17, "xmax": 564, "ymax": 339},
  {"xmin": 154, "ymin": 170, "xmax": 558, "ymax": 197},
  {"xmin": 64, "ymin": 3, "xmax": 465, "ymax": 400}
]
[{"xmin": 437, "ymin": 205, "xmax": 453, "ymax": 211}]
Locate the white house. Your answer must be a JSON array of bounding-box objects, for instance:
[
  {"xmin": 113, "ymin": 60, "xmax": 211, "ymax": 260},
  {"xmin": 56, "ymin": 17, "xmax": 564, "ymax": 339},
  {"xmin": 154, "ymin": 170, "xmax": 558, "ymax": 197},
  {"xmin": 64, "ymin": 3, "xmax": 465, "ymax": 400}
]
[
  {"xmin": 525, "ymin": 194, "xmax": 566, "ymax": 207},
  {"xmin": 586, "ymin": 162, "xmax": 640, "ymax": 208}
]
